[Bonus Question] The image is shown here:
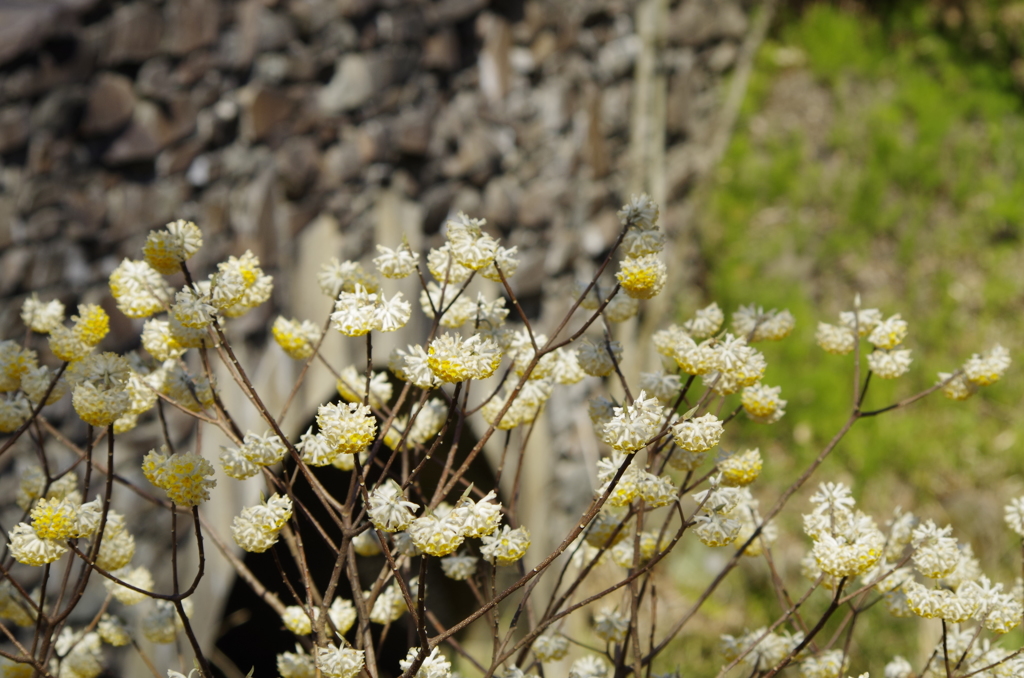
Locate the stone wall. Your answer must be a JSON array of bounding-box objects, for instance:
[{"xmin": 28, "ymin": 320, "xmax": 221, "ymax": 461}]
[{"xmin": 0, "ymin": 0, "xmax": 757, "ymax": 670}]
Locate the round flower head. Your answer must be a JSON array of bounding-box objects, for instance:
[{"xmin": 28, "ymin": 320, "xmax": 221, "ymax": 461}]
[
  {"xmin": 426, "ymin": 333, "xmax": 502, "ymax": 383},
  {"xmin": 453, "ymin": 490, "xmax": 503, "ymax": 538},
  {"xmin": 480, "ymin": 245, "xmax": 520, "ymax": 282},
  {"xmin": 390, "ymin": 344, "xmax": 441, "ymax": 389},
  {"xmin": 816, "ymin": 322, "xmax": 855, "ymax": 355},
  {"xmin": 603, "ymin": 292, "xmax": 639, "ymax": 323},
  {"xmin": 375, "ymin": 291, "xmax": 412, "ymax": 332},
  {"xmin": 440, "ymin": 553, "xmax": 478, "ymax": 581},
  {"xmin": 867, "ymin": 349, "xmax": 912, "ymax": 379},
  {"xmin": 593, "ymin": 608, "xmax": 628, "ymax": 643},
  {"xmin": 610, "ymin": 531, "xmax": 659, "ymax": 567},
  {"xmin": 329, "ymin": 597, "xmax": 357, "ymax": 634},
  {"xmin": 56, "ymin": 630, "xmax": 103, "ymax": 678},
  {"xmin": 617, "ymin": 193, "xmax": 659, "ymax": 230},
  {"xmin": 238, "ymin": 430, "xmax": 288, "ymax": 467},
  {"xmin": 0, "ymin": 579, "xmax": 36, "ymax": 627},
  {"xmin": 0, "ymin": 343, "xmax": 36, "ymax": 397},
  {"xmin": 141, "ymin": 319, "xmax": 185, "ymax": 361},
  {"xmin": 911, "ymin": 520, "xmax": 960, "ymax": 579},
  {"xmin": 94, "ymin": 512, "xmax": 136, "ymax": 570},
  {"xmin": 616, "ymin": 254, "xmax": 667, "ymax": 299},
  {"xmin": 937, "ymin": 371, "xmax": 977, "ymax": 401},
  {"xmin": 427, "ymin": 244, "xmax": 474, "ymax": 284},
  {"xmin": 407, "ymin": 512, "xmax": 465, "ymax": 557},
  {"xmin": 143, "ymin": 219, "xmax": 203, "ymax": 274},
  {"xmin": 812, "ymin": 514, "xmax": 884, "ymax": 578},
  {"xmin": 693, "ymin": 511, "xmax": 740, "ymax": 547},
  {"xmin": 800, "ymin": 649, "xmax": 847, "ymax": 678},
  {"xmin": 963, "ymin": 344, "xmax": 1011, "ymax": 386},
  {"xmin": 368, "ymin": 479, "xmax": 419, "ymax": 533},
  {"xmin": 109, "ymin": 259, "xmax": 173, "ymax": 318},
  {"xmin": 210, "ymin": 250, "xmax": 273, "ymax": 317},
  {"xmin": 0, "ymin": 393, "xmax": 32, "ymax": 433},
  {"xmin": 219, "ymin": 444, "xmax": 260, "ymax": 479},
  {"xmin": 732, "ymin": 305, "xmax": 795, "ymax": 342},
  {"xmin": 577, "ymin": 337, "xmax": 622, "ymax": 377},
  {"xmin": 318, "ymin": 258, "xmax": 380, "ymax": 298},
  {"xmin": 720, "ymin": 627, "xmax": 801, "ymax": 673},
  {"xmin": 331, "ymin": 285, "xmax": 378, "ymax": 337},
  {"xmin": 336, "ymin": 366, "xmax": 393, "ymax": 409},
  {"xmin": 282, "ymin": 606, "xmax": 312, "ymax": 635},
  {"xmin": 70, "ymin": 304, "xmax": 110, "ymax": 347},
  {"xmin": 742, "ymin": 384, "xmax": 786, "ymax": 424},
  {"xmin": 168, "ymin": 286, "xmax": 215, "ymax": 329},
  {"xmin": 399, "ymin": 646, "xmax": 451, "ymax": 678},
  {"xmin": 569, "ymin": 655, "xmax": 608, "ymax": 678},
  {"xmin": 142, "ymin": 449, "xmax": 216, "ymax": 506},
  {"xmin": 21, "ymin": 294, "xmax": 65, "ymax": 334},
  {"xmin": 446, "ymin": 213, "xmax": 499, "ymax": 271},
  {"xmin": 30, "ymin": 497, "xmax": 80, "ymax": 540},
  {"xmin": 272, "ymin": 317, "xmax": 322, "ymax": 360},
  {"xmin": 8, "ymin": 523, "xmax": 67, "ymax": 566},
  {"xmin": 142, "ymin": 599, "xmax": 191, "ymax": 644},
  {"xmin": 316, "ymin": 644, "xmax": 365, "ymax": 678},
  {"xmin": 839, "ymin": 308, "xmax": 883, "ymax": 337},
  {"xmin": 369, "ymin": 580, "xmax": 408, "ymax": 623},
  {"xmin": 70, "ymin": 353, "xmax": 132, "ymax": 426},
  {"xmin": 884, "ymin": 656, "xmax": 913, "ymax": 678},
  {"xmin": 671, "ymin": 413, "xmax": 723, "ymax": 453},
  {"xmin": 622, "ymin": 228, "xmax": 665, "ymax": 257},
  {"xmin": 683, "ymin": 302, "xmax": 724, "ymax": 339},
  {"xmin": 480, "ymin": 524, "xmax": 530, "ymax": 565},
  {"xmin": 374, "ymin": 239, "xmax": 420, "ymax": 279},
  {"xmin": 419, "ymin": 282, "xmax": 476, "ymax": 327},
  {"xmin": 98, "ymin": 614, "xmax": 131, "ymax": 646},
  {"xmin": 867, "ymin": 314, "xmax": 908, "ymax": 350},
  {"xmin": 718, "ymin": 448, "xmax": 763, "ymax": 487},
  {"xmin": 48, "ymin": 325, "xmax": 91, "ymax": 362},
  {"xmin": 278, "ymin": 647, "xmax": 315, "ymax": 678},
  {"xmin": 317, "ymin": 401, "xmax": 377, "ymax": 455},
  {"xmin": 533, "ymin": 633, "xmax": 569, "ymax": 661},
  {"xmin": 1005, "ymin": 496, "xmax": 1024, "ymax": 538},
  {"xmin": 159, "ymin": 362, "xmax": 214, "ymax": 412},
  {"xmin": 352, "ymin": 530, "xmax": 382, "ymax": 556},
  {"xmin": 600, "ymin": 391, "xmax": 662, "ymax": 452},
  {"xmin": 104, "ymin": 565, "xmax": 154, "ymax": 605},
  {"xmin": 639, "ymin": 369, "xmax": 681, "ymax": 404},
  {"xmin": 296, "ymin": 428, "xmax": 337, "ymax": 467},
  {"xmin": 231, "ymin": 494, "xmax": 293, "ymax": 553}
]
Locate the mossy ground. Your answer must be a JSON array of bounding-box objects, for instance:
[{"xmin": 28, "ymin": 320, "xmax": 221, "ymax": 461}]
[{"xmin": 661, "ymin": 4, "xmax": 1024, "ymax": 674}]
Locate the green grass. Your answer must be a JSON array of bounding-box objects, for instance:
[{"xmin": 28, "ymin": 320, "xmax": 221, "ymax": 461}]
[{"xmin": 682, "ymin": 4, "xmax": 1024, "ymax": 673}]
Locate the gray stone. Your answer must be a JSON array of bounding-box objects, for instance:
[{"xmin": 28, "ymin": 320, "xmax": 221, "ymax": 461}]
[
  {"xmin": 318, "ymin": 54, "xmax": 376, "ymax": 113},
  {"xmin": 237, "ymin": 86, "xmax": 295, "ymax": 143},
  {"xmin": 422, "ymin": 29, "xmax": 460, "ymax": 72},
  {"xmin": 706, "ymin": 41, "xmax": 738, "ymax": 73},
  {"xmin": 163, "ymin": 0, "xmax": 220, "ymax": 56},
  {"xmin": 275, "ymin": 136, "xmax": 320, "ymax": 199},
  {"xmin": 669, "ymin": 0, "xmax": 747, "ymax": 47},
  {"xmin": 596, "ymin": 34, "xmax": 639, "ymax": 80},
  {"xmin": 103, "ymin": 98, "xmax": 196, "ymax": 164},
  {"xmin": 100, "ymin": 2, "xmax": 164, "ymax": 65},
  {"xmin": 0, "ymin": 105, "xmax": 31, "ymax": 154},
  {"xmin": 80, "ymin": 72, "xmax": 136, "ymax": 136},
  {"xmin": 424, "ymin": 0, "xmax": 487, "ymax": 26},
  {"xmin": 394, "ymin": 107, "xmax": 433, "ymax": 156},
  {"xmin": 0, "ymin": 3, "xmax": 70, "ymax": 68},
  {"xmin": 322, "ymin": 141, "xmax": 365, "ymax": 184},
  {"xmin": 257, "ymin": 8, "xmax": 297, "ymax": 52}
]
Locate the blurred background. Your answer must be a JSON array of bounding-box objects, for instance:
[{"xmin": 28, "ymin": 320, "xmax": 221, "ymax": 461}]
[{"xmin": 1, "ymin": 0, "xmax": 1023, "ymax": 675}]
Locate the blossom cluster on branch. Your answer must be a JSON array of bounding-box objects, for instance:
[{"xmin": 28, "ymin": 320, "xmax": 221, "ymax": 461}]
[{"xmin": 0, "ymin": 196, "xmax": 1018, "ymax": 678}]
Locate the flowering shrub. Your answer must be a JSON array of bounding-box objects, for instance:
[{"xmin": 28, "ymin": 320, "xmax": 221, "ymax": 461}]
[{"xmin": 0, "ymin": 197, "xmax": 1018, "ymax": 678}]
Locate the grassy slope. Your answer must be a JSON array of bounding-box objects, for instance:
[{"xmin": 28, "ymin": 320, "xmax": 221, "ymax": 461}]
[{"xmin": 663, "ymin": 5, "xmax": 1024, "ymax": 674}]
